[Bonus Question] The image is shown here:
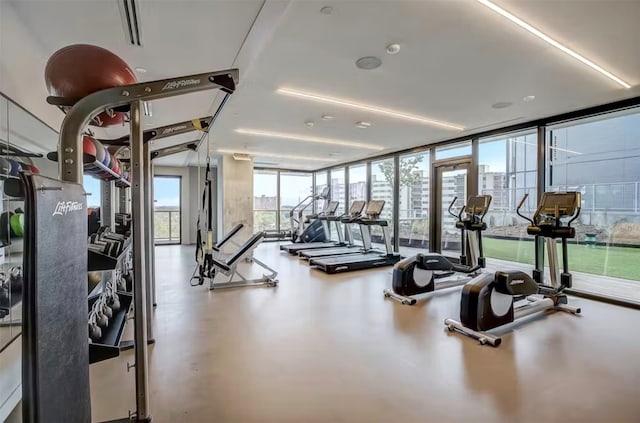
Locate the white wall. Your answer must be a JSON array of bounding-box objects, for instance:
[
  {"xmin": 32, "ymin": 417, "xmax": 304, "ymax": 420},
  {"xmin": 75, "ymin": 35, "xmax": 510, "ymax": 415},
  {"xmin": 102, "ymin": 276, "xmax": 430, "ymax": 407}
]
[{"xmin": 0, "ymin": 3, "xmax": 62, "ymax": 131}]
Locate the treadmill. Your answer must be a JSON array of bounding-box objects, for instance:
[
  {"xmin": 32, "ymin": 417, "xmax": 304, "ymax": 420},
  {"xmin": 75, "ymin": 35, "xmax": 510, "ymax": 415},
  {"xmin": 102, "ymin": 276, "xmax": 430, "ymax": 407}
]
[
  {"xmin": 309, "ymin": 200, "xmax": 402, "ymax": 274},
  {"xmin": 298, "ymin": 200, "xmax": 367, "ymax": 260},
  {"xmin": 280, "ymin": 200, "xmax": 341, "ymax": 254}
]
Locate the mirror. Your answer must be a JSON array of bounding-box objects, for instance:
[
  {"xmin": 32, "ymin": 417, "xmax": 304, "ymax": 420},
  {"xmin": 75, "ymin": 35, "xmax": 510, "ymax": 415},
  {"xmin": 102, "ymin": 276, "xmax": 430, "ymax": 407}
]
[{"xmin": 0, "ymin": 94, "xmax": 58, "ymax": 352}]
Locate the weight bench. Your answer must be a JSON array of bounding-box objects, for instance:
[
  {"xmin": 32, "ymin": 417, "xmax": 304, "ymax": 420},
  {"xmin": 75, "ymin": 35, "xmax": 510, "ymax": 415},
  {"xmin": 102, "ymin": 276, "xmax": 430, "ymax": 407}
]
[
  {"xmin": 208, "ymin": 231, "xmax": 279, "ymax": 290},
  {"xmin": 212, "ymin": 223, "xmax": 244, "ymax": 257}
]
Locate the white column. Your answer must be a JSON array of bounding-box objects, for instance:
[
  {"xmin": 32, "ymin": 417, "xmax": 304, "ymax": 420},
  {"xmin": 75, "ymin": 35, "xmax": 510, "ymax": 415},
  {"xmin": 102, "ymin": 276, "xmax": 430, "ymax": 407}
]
[{"xmin": 217, "ymin": 155, "xmax": 254, "ymax": 252}]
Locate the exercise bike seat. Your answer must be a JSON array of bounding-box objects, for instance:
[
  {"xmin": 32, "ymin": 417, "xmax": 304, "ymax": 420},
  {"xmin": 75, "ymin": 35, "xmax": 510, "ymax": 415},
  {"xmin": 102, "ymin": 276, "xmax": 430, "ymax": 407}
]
[{"xmin": 494, "ymin": 270, "xmax": 539, "ymax": 296}]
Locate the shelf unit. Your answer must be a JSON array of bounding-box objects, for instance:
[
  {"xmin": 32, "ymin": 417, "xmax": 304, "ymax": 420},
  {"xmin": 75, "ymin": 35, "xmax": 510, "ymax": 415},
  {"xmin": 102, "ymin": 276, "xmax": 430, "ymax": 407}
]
[{"xmin": 88, "ymin": 291, "xmax": 133, "ymax": 364}]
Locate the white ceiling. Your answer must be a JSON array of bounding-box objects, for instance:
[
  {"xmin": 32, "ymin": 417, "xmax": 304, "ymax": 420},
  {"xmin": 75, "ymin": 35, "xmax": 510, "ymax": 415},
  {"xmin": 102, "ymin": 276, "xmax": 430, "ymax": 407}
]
[{"xmin": 5, "ymin": 0, "xmax": 640, "ymax": 170}]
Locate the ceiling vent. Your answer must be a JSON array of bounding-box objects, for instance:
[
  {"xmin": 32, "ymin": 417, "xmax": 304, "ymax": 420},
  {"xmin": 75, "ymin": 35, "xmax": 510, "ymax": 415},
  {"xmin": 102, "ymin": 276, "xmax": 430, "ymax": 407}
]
[{"xmin": 118, "ymin": 0, "xmax": 143, "ymax": 46}]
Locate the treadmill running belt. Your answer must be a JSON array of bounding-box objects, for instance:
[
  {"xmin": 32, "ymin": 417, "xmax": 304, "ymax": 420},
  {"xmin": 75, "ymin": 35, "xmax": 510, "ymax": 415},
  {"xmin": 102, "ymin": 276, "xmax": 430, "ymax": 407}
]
[
  {"xmin": 299, "ymin": 246, "xmax": 364, "ymax": 259},
  {"xmin": 280, "ymin": 241, "xmax": 337, "ymax": 254},
  {"xmin": 310, "ymin": 253, "xmax": 402, "ymax": 274}
]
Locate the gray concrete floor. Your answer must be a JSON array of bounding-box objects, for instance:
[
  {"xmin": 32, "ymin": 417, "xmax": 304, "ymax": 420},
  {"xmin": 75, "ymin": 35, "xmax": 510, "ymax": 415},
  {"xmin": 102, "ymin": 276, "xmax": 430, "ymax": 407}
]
[{"xmin": 90, "ymin": 243, "xmax": 640, "ymax": 423}]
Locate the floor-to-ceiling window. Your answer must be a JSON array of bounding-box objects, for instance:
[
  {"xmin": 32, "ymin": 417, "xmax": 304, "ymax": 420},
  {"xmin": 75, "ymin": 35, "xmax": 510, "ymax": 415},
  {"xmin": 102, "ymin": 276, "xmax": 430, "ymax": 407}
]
[
  {"xmin": 348, "ymin": 164, "xmax": 367, "ymax": 205},
  {"xmin": 370, "ymin": 158, "xmax": 395, "ymax": 248},
  {"xmin": 253, "ymin": 170, "xmax": 278, "ymax": 233},
  {"xmin": 154, "ymin": 176, "xmax": 181, "ymax": 245},
  {"xmin": 314, "ymin": 171, "xmax": 329, "ymax": 214},
  {"xmin": 478, "ymin": 131, "xmax": 537, "ymax": 268},
  {"xmin": 547, "ymin": 109, "xmax": 640, "ymax": 302},
  {"xmin": 279, "ymin": 172, "xmax": 313, "ymax": 233},
  {"xmin": 398, "ymin": 151, "xmax": 429, "ymax": 255},
  {"xmin": 330, "ymin": 168, "xmax": 346, "ymax": 215}
]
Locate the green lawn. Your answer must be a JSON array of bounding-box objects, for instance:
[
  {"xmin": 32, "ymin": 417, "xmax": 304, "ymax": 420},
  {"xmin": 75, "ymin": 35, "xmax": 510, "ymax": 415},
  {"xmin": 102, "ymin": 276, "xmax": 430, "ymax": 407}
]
[{"xmin": 483, "ymin": 237, "xmax": 640, "ymax": 282}]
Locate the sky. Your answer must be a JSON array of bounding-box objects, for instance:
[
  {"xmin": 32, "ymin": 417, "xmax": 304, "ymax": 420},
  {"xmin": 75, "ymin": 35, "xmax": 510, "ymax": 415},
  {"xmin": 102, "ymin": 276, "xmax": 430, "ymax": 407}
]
[{"xmin": 84, "ymin": 175, "xmax": 181, "ymax": 208}]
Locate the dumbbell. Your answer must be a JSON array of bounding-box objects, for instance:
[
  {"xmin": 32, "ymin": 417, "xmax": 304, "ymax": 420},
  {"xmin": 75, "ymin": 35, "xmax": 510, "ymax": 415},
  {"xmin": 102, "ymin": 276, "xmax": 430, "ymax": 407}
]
[
  {"xmin": 88, "ymin": 240, "xmax": 122, "ymax": 257},
  {"xmin": 95, "ymin": 226, "xmax": 127, "ymax": 241}
]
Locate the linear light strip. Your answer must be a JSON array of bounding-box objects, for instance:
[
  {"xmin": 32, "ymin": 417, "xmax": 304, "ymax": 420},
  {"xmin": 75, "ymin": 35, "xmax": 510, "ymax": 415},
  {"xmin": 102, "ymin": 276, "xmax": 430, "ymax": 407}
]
[
  {"xmin": 217, "ymin": 149, "xmax": 336, "ymax": 162},
  {"xmin": 476, "ymin": 0, "xmax": 631, "ymax": 89},
  {"xmin": 235, "ymin": 128, "xmax": 384, "ymax": 150},
  {"xmin": 276, "ymin": 88, "xmax": 464, "ymax": 130}
]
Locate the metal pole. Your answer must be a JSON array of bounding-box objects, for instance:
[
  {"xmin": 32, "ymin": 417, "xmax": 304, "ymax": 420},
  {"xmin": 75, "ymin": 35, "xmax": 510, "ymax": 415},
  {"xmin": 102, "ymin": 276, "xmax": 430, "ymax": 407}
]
[
  {"xmin": 150, "ymin": 162, "xmax": 157, "ymax": 306},
  {"xmin": 130, "ymin": 100, "xmax": 151, "ymax": 422},
  {"xmin": 142, "ymin": 142, "xmax": 155, "ymax": 338},
  {"xmin": 100, "ymin": 180, "xmax": 116, "ymax": 230},
  {"xmin": 393, "ymin": 155, "xmax": 400, "ymax": 252}
]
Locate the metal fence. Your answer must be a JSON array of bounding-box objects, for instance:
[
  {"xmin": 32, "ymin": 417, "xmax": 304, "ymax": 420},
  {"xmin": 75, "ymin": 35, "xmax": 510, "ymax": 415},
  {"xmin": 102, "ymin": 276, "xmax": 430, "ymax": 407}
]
[{"xmin": 154, "ymin": 209, "xmax": 180, "ymax": 244}]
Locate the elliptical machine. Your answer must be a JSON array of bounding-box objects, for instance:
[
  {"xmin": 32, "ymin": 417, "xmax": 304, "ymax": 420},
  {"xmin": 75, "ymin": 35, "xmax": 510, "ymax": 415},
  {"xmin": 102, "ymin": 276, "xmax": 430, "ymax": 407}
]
[
  {"xmin": 290, "ymin": 186, "xmax": 330, "ymax": 243},
  {"xmin": 444, "ymin": 192, "xmax": 582, "ymax": 346},
  {"xmin": 384, "ymin": 195, "xmax": 492, "ymax": 305}
]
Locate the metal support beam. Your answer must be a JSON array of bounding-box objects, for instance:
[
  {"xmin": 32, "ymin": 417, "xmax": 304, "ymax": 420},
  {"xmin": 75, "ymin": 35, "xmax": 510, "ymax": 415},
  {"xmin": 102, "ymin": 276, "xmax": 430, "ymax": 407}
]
[
  {"xmin": 100, "ymin": 180, "xmax": 115, "ymax": 230},
  {"xmin": 143, "ymin": 142, "xmax": 155, "ymax": 337},
  {"xmin": 344, "ymin": 166, "xmax": 350, "ymax": 211},
  {"xmin": 392, "ymin": 155, "xmax": 400, "ymax": 252},
  {"xmin": 130, "ymin": 101, "xmax": 151, "ymax": 422}
]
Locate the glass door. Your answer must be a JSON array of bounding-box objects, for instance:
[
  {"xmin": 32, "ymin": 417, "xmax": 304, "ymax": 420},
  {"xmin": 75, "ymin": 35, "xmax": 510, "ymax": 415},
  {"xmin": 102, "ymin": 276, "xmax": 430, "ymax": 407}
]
[
  {"xmin": 153, "ymin": 176, "xmax": 181, "ymax": 245},
  {"xmin": 433, "ymin": 160, "xmax": 472, "ymax": 259}
]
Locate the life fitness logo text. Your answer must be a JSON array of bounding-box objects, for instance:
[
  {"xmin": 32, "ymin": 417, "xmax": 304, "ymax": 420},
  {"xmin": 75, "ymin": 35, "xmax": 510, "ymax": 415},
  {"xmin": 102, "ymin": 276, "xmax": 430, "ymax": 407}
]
[
  {"xmin": 162, "ymin": 79, "xmax": 201, "ymax": 91},
  {"xmin": 52, "ymin": 201, "xmax": 84, "ymax": 217}
]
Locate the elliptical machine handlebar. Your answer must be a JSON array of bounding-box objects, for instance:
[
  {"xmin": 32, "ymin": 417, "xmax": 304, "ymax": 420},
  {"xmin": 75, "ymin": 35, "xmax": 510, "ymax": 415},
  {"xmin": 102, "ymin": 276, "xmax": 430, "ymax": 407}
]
[
  {"xmin": 567, "ymin": 192, "xmax": 582, "ymax": 227},
  {"xmin": 447, "ymin": 196, "xmax": 459, "ymax": 219},
  {"xmin": 516, "ymin": 193, "xmax": 534, "ymax": 226}
]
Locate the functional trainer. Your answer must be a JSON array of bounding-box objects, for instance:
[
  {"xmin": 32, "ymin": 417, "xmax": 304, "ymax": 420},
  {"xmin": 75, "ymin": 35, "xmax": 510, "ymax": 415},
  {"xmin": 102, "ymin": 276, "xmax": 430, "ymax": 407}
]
[
  {"xmin": 444, "ymin": 192, "xmax": 582, "ymax": 346},
  {"xmin": 384, "ymin": 195, "xmax": 492, "ymax": 305}
]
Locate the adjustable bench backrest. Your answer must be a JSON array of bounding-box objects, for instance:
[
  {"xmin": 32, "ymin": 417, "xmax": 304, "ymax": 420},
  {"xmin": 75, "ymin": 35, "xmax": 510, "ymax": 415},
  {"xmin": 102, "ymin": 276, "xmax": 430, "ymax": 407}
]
[
  {"xmin": 212, "ymin": 231, "xmax": 266, "ymax": 272},
  {"xmin": 215, "ymin": 223, "xmax": 244, "ymax": 249}
]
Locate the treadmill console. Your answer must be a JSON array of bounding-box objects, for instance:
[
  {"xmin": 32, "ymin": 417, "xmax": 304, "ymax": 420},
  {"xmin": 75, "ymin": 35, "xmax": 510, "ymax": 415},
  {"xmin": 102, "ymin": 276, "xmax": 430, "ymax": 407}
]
[
  {"xmin": 348, "ymin": 200, "xmax": 366, "ymax": 216},
  {"xmin": 365, "ymin": 200, "xmax": 386, "ymax": 218},
  {"xmin": 463, "ymin": 195, "xmax": 492, "ymax": 216},
  {"xmin": 324, "ymin": 201, "xmax": 339, "ymax": 215}
]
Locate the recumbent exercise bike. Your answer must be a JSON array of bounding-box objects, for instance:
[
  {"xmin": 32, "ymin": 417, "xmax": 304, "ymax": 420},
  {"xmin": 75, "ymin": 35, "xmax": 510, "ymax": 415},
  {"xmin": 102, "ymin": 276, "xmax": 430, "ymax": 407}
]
[
  {"xmin": 444, "ymin": 191, "xmax": 582, "ymax": 346},
  {"xmin": 384, "ymin": 195, "xmax": 492, "ymax": 305}
]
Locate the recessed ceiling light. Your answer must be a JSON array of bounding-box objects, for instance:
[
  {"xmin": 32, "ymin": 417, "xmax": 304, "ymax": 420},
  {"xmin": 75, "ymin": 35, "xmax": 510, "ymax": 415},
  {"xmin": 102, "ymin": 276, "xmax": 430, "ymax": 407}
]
[
  {"xmin": 235, "ymin": 128, "xmax": 384, "ymax": 150},
  {"xmin": 492, "ymin": 101, "xmax": 512, "ymax": 109},
  {"xmin": 276, "ymin": 87, "xmax": 464, "ymax": 130},
  {"xmin": 523, "ymin": 95, "xmax": 535, "ymax": 102},
  {"xmin": 355, "ymin": 56, "xmax": 382, "ymax": 70},
  {"xmin": 321, "ymin": 114, "xmax": 333, "ymax": 120},
  {"xmin": 476, "ymin": 0, "xmax": 631, "ymax": 89},
  {"xmin": 304, "ymin": 121, "xmax": 315, "ymax": 128},
  {"xmin": 386, "ymin": 43, "xmax": 401, "ymax": 55},
  {"xmin": 135, "ymin": 67, "xmax": 147, "ymax": 73},
  {"xmin": 320, "ymin": 6, "xmax": 333, "ymax": 15},
  {"xmin": 355, "ymin": 121, "xmax": 371, "ymax": 129},
  {"xmin": 218, "ymin": 149, "xmax": 335, "ymax": 162}
]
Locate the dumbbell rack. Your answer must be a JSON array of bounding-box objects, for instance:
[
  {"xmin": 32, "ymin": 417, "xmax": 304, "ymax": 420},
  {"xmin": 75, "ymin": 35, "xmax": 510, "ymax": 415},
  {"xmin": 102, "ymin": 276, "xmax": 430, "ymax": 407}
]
[
  {"xmin": 88, "ymin": 238, "xmax": 132, "ymax": 271},
  {"xmin": 88, "ymin": 290, "xmax": 133, "ymax": 363},
  {"xmin": 25, "ymin": 68, "xmax": 239, "ymax": 423}
]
